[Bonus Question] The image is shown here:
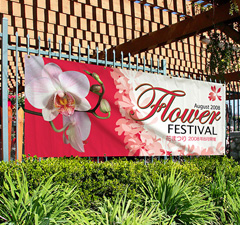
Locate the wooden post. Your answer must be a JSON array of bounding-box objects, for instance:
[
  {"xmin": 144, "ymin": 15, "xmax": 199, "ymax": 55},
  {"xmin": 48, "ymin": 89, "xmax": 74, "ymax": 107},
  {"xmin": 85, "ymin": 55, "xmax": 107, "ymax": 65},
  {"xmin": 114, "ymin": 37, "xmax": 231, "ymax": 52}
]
[
  {"xmin": 8, "ymin": 107, "xmax": 12, "ymax": 160},
  {"xmin": 17, "ymin": 108, "xmax": 24, "ymax": 161}
]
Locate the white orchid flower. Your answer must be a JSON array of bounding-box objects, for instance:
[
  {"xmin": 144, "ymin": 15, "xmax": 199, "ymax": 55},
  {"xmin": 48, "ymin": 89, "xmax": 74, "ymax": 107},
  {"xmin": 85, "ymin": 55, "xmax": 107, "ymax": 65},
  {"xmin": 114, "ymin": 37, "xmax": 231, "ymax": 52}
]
[
  {"xmin": 62, "ymin": 111, "xmax": 91, "ymax": 152},
  {"xmin": 25, "ymin": 56, "xmax": 91, "ymax": 121}
]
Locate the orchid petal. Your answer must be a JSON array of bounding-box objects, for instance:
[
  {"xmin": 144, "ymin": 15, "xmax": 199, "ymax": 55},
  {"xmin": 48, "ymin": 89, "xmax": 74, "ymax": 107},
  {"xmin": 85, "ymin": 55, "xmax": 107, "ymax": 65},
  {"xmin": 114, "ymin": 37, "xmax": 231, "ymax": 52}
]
[
  {"xmin": 42, "ymin": 94, "xmax": 59, "ymax": 121},
  {"xmin": 42, "ymin": 107, "xmax": 59, "ymax": 121},
  {"xmin": 62, "ymin": 112, "xmax": 91, "ymax": 152},
  {"xmin": 25, "ymin": 77, "xmax": 56, "ymax": 109},
  {"xmin": 62, "ymin": 114, "xmax": 71, "ymax": 127},
  {"xmin": 74, "ymin": 95, "xmax": 91, "ymax": 111},
  {"xmin": 42, "ymin": 63, "xmax": 62, "ymax": 88},
  {"xmin": 67, "ymin": 124, "xmax": 85, "ymax": 152},
  {"xmin": 63, "ymin": 132, "xmax": 69, "ymax": 144},
  {"xmin": 73, "ymin": 111, "xmax": 91, "ymax": 141},
  {"xmin": 25, "ymin": 55, "xmax": 44, "ymax": 85},
  {"xmin": 62, "ymin": 115, "xmax": 85, "ymax": 151},
  {"xmin": 59, "ymin": 71, "xmax": 90, "ymax": 98}
]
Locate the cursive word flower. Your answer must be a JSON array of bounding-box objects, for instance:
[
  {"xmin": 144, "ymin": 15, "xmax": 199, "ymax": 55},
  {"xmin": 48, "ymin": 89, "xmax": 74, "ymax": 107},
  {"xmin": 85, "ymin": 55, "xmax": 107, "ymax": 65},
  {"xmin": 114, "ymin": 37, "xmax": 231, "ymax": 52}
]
[
  {"xmin": 208, "ymin": 86, "xmax": 222, "ymax": 101},
  {"xmin": 25, "ymin": 56, "xmax": 91, "ymax": 121}
]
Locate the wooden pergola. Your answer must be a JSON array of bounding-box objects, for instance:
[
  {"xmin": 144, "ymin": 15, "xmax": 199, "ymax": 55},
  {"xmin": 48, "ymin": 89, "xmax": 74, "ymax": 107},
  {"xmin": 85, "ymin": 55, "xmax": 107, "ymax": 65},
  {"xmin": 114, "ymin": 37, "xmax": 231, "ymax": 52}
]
[{"xmin": 99, "ymin": 0, "xmax": 240, "ymax": 82}]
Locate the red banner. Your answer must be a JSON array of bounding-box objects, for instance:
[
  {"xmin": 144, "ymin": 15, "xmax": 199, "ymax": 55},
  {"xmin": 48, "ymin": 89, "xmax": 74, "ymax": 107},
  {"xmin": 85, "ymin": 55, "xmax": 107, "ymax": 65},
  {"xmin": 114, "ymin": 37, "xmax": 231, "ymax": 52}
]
[{"xmin": 25, "ymin": 56, "xmax": 225, "ymax": 157}]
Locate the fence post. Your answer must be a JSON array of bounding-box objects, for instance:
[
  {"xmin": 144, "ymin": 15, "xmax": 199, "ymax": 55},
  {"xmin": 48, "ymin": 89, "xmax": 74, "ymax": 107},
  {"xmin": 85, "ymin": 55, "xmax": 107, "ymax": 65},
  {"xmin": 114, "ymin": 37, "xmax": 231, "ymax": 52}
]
[
  {"xmin": 161, "ymin": 59, "xmax": 166, "ymax": 75},
  {"xmin": 1, "ymin": 18, "xmax": 9, "ymax": 162}
]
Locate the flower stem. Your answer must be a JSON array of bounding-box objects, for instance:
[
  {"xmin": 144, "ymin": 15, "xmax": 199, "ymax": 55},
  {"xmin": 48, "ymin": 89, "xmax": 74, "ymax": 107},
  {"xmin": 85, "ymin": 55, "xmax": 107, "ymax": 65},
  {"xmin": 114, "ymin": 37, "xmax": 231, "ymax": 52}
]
[
  {"xmin": 24, "ymin": 109, "xmax": 42, "ymax": 116},
  {"xmin": 92, "ymin": 111, "xmax": 110, "ymax": 119},
  {"xmin": 49, "ymin": 121, "xmax": 69, "ymax": 133},
  {"xmin": 84, "ymin": 70, "xmax": 105, "ymax": 114}
]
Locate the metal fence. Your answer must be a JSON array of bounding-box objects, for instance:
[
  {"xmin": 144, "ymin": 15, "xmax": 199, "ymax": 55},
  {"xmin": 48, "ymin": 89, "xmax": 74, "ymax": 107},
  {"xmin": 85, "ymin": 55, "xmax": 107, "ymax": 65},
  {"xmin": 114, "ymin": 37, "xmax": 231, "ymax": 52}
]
[{"xmin": 0, "ymin": 17, "xmax": 238, "ymax": 162}]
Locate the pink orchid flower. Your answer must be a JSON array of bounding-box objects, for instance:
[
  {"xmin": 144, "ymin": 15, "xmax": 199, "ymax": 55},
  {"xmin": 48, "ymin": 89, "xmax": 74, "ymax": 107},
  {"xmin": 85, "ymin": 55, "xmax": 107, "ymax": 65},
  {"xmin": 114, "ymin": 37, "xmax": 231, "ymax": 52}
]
[
  {"xmin": 62, "ymin": 111, "xmax": 91, "ymax": 152},
  {"xmin": 25, "ymin": 56, "xmax": 91, "ymax": 121}
]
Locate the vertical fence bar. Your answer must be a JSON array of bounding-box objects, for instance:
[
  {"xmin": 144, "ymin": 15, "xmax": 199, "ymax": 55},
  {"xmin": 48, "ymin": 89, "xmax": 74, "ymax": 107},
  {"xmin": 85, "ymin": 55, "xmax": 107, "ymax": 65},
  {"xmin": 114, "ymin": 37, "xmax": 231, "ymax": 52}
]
[
  {"xmin": 27, "ymin": 34, "xmax": 30, "ymax": 55},
  {"xmin": 121, "ymin": 52, "xmax": 123, "ymax": 69},
  {"xmin": 136, "ymin": 55, "xmax": 138, "ymax": 71},
  {"xmin": 48, "ymin": 38, "xmax": 51, "ymax": 58},
  {"xmin": 157, "ymin": 58, "xmax": 160, "ymax": 162},
  {"xmin": 15, "ymin": 32, "xmax": 19, "ymax": 160},
  {"xmin": 59, "ymin": 40, "xmax": 62, "ymax": 59},
  {"xmin": 38, "ymin": 36, "xmax": 41, "ymax": 162},
  {"xmin": 144, "ymin": 156, "xmax": 146, "ymax": 165},
  {"xmin": 150, "ymin": 57, "xmax": 153, "ymax": 73},
  {"xmin": 96, "ymin": 46, "xmax": 99, "ymax": 65},
  {"xmin": 228, "ymin": 83, "xmax": 231, "ymax": 156},
  {"xmin": 233, "ymin": 83, "xmax": 236, "ymax": 131},
  {"xmin": 161, "ymin": 59, "xmax": 166, "ymax": 75},
  {"xmin": 238, "ymin": 83, "xmax": 239, "ymax": 131},
  {"xmin": 87, "ymin": 45, "xmax": 90, "ymax": 64},
  {"xmin": 163, "ymin": 61, "xmax": 167, "ymax": 162},
  {"xmin": 1, "ymin": 18, "xmax": 9, "ymax": 161},
  {"xmin": 128, "ymin": 53, "xmax": 131, "ymax": 70},
  {"xmin": 69, "ymin": 42, "xmax": 71, "ymax": 61},
  {"xmin": 143, "ymin": 56, "xmax": 146, "ymax": 72},
  {"xmin": 105, "ymin": 48, "xmax": 107, "ymax": 67},
  {"xmin": 78, "ymin": 43, "xmax": 81, "ymax": 62},
  {"xmin": 38, "ymin": 36, "xmax": 41, "ymax": 56},
  {"xmin": 113, "ymin": 50, "xmax": 116, "ymax": 68},
  {"xmin": 189, "ymin": 73, "xmax": 193, "ymax": 160}
]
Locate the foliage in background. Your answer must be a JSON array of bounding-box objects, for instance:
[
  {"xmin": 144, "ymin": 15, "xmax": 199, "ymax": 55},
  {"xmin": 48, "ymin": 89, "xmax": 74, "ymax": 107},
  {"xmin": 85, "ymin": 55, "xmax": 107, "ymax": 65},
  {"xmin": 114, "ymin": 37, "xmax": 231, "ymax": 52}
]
[
  {"xmin": 206, "ymin": 32, "xmax": 240, "ymax": 78},
  {"xmin": 229, "ymin": 0, "xmax": 240, "ymax": 15},
  {"xmin": 8, "ymin": 93, "xmax": 25, "ymax": 110}
]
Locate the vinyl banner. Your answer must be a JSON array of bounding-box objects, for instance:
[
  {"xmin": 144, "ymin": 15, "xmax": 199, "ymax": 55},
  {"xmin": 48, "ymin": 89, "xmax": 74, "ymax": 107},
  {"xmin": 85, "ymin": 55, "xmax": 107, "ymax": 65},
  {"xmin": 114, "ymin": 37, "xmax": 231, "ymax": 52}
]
[{"xmin": 25, "ymin": 56, "xmax": 226, "ymax": 157}]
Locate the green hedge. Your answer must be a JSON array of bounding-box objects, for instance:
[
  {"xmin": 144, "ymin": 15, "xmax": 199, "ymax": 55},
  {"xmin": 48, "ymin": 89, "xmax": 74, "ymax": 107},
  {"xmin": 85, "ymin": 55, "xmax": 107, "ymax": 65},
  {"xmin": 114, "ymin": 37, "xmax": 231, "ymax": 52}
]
[{"xmin": 0, "ymin": 156, "xmax": 239, "ymax": 207}]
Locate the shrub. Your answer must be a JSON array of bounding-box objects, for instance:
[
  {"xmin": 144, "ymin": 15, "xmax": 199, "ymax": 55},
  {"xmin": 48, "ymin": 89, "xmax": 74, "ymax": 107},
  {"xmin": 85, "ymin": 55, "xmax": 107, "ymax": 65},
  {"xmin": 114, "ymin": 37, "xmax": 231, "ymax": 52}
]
[
  {"xmin": 0, "ymin": 155, "xmax": 239, "ymax": 208},
  {"xmin": 226, "ymin": 187, "xmax": 240, "ymax": 224},
  {"xmin": 0, "ymin": 169, "xmax": 77, "ymax": 224},
  {"xmin": 139, "ymin": 168, "xmax": 217, "ymax": 224}
]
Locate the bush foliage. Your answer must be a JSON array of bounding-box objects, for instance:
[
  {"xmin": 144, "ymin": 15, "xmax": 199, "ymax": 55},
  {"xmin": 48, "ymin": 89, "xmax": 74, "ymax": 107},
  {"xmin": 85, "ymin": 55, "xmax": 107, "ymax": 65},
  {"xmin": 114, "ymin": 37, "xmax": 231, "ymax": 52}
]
[
  {"xmin": 0, "ymin": 155, "xmax": 240, "ymax": 224},
  {"xmin": 0, "ymin": 156, "xmax": 239, "ymax": 207}
]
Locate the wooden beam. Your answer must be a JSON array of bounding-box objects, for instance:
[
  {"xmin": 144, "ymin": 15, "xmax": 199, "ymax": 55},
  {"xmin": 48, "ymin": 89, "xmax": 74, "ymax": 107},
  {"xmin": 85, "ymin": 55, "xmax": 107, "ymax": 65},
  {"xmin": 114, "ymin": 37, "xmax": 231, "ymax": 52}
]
[
  {"xmin": 223, "ymin": 71, "xmax": 240, "ymax": 82},
  {"xmin": 215, "ymin": 71, "xmax": 240, "ymax": 82},
  {"xmin": 99, "ymin": 0, "xmax": 240, "ymax": 60},
  {"xmin": 217, "ymin": 24, "xmax": 240, "ymax": 43}
]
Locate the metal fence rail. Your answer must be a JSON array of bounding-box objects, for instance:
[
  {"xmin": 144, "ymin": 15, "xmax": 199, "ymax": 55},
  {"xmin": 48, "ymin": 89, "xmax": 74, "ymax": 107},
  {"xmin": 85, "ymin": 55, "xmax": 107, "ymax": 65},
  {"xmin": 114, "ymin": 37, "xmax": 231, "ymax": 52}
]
[{"xmin": 0, "ymin": 17, "xmax": 238, "ymax": 162}]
